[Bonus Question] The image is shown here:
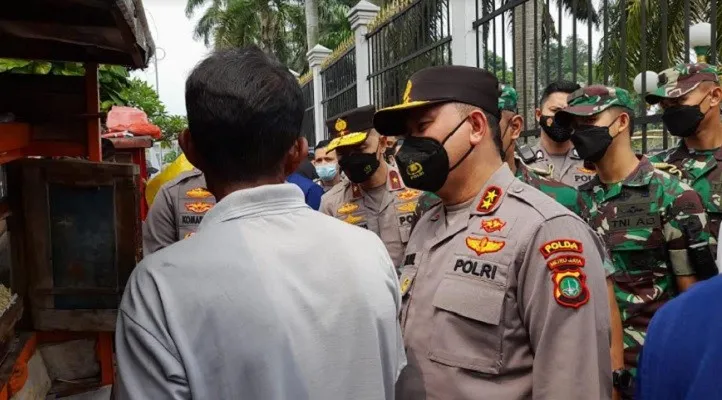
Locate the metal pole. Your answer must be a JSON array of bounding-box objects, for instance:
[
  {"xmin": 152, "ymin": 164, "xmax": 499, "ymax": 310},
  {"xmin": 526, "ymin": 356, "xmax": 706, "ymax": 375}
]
[{"xmin": 155, "ymin": 56, "xmax": 160, "ymax": 95}]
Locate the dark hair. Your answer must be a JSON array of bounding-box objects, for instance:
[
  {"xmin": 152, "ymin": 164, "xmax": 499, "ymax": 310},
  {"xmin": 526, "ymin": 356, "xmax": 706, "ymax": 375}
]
[
  {"xmin": 185, "ymin": 46, "xmax": 304, "ymax": 182},
  {"xmin": 540, "ymin": 80, "xmax": 581, "ymax": 107},
  {"xmin": 315, "ymin": 139, "xmax": 331, "ymax": 150}
]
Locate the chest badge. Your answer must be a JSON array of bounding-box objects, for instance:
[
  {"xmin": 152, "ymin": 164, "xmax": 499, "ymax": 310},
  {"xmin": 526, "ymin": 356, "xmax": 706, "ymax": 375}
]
[
  {"xmin": 344, "ymin": 214, "xmax": 365, "ymax": 225},
  {"xmin": 397, "ymin": 189, "xmax": 421, "ymax": 201},
  {"xmin": 337, "ymin": 202, "xmax": 359, "ymax": 215},
  {"xmin": 400, "ymin": 277, "xmax": 412, "ymax": 295},
  {"xmin": 466, "ymin": 236, "xmax": 505, "ymax": 256},
  {"xmin": 476, "ymin": 185, "xmax": 502, "ymax": 214},
  {"xmin": 186, "ymin": 187, "xmax": 212, "ymax": 198},
  {"xmin": 578, "ymin": 166, "xmax": 595, "ymax": 174},
  {"xmin": 185, "ymin": 202, "xmax": 213, "ymax": 214},
  {"xmin": 397, "ymin": 202, "xmax": 417, "ymax": 213},
  {"xmin": 480, "ymin": 218, "xmax": 506, "ymax": 233}
]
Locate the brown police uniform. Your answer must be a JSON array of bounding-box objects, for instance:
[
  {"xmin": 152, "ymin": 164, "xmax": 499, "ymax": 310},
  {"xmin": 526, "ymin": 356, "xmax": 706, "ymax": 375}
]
[
  {"xmin": 525, "ymin": 145, "xmax": 596, "ymax": 187},
  {"xmin": 319, "ymin": 105, "xmax": 419, "ymax": 268},
  {"xmin": 372, "ymin": 65, "xmax": 612, "ymax": 400},
  {"xmin": 142, "ymin": 169, "xmax": 216, "ymax": 255}
]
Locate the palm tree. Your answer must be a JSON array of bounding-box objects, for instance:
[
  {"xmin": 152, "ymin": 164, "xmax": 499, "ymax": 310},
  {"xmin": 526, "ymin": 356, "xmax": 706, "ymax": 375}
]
[{"xmin": 596, "ymin": 0, "xmax": 719, "ymax": 91}]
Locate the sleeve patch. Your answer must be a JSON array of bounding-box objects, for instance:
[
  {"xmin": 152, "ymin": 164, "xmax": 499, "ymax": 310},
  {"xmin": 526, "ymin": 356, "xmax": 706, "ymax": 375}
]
[
  {"xmin": 551, "ymin": 266, "xmax": 590, "ymax": 308},
  {"xmin": 547, "ymin": 255, "xmax": 585, "ymax": 270},
  {"xmin": 539, "ymin": 239, "xmax": 584, "ymax": 259}
]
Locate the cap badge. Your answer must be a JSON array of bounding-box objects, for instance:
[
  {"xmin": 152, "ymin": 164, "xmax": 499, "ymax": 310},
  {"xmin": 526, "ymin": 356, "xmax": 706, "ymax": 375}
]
[
  {"xmin": 403, "ymin": 80, "xmax": 413, "ymax": 104},
  {"xmin": 335, "ymin": 118, "xmax": 348, "ymax": 134}
]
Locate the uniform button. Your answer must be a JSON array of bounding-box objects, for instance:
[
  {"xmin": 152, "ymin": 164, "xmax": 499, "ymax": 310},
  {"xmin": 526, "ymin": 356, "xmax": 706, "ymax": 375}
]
[{"xmin": 513, "ymin": 186, "xmax": 523, "ymax": 193}]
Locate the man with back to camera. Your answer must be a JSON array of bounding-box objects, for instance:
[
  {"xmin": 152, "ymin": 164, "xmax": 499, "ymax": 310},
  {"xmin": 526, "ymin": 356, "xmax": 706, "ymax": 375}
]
[
  {"xmin": 320, "ymin": 105, "xmax": 420, "ymax": 269},
  {"xmin": 522, "ymin": 80, "xmax": 597, "ymax": 187},
  {"xmin": 373, "ymin": 65, "xmax": 612, "ymax": 399},
  {"xmin": 647, "ymin": 63, "xmax": 722, "ymax": 258},
  {"xmin": 115, "ymin": 46, "xmax": 406, "ymax": 400},
  {"xmin": 555, "ymin": 84, "xmax": 716, "ymax": 398},
  {"xmin": 312, "ymin": 139, "xmax": 342, "ymax": 191}
]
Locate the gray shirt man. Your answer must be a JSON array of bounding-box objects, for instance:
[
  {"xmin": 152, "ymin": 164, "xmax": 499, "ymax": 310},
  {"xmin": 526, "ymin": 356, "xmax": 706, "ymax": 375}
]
[{"xmin": 117, "ymin": 183, "xmax": 406, "ymax": 399}]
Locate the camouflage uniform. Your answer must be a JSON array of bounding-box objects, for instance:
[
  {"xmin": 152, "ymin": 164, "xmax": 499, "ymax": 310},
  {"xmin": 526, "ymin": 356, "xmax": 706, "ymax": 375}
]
[
  {"xmin": 557, "ymin": 86, "xmax": 714, "ymax": 373},
  {"xmin": 646, "ymin": 64, "xmax": 722, "ymax": 254}
]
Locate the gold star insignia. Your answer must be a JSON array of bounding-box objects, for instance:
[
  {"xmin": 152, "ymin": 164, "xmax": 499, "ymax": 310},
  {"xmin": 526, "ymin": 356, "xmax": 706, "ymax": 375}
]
[
  {"xmin": 485, "ymin": 189, "xmax": 498, "ymax": 202},
  {"xmin": 481, "ymin": 199, "xmax": 493, "ymax": 209}
]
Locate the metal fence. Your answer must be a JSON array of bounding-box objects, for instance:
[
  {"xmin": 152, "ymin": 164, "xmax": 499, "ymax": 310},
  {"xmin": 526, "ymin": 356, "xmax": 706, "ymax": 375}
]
[
  {"xmin": 321, "ymin": 46, "xmax": 358, "ymax": 138},
  {"xmin": 473, "ymin": 0, "xmax": 718, "ymax": 153},
  {"xmin": 367, "ymin": 0, "xmax": 452, "ymax": 109},
  {"xmin": 301, "ymin": 79, "xmax": 315, "ymax": 145}
]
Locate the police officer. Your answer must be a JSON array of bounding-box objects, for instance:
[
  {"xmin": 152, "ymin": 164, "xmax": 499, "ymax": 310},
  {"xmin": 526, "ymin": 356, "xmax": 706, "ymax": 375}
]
[
  {"xmin": 555, "ymin": 85, "xmax": 716, "ymax": 398},
  {"xmin": 373, "ymin": 65, "xmax": 612, "ymax": 399},
  {"xmin": 647, "ymin": 63, "xmax": 722, "ymax": 256},
  {"xmin": 320, "ymin": 105, "xmax": 420, "ymax": 268},
  {"xmin": 143, "ymin": 167, "xmax": 216, "ymax": 255},
  {"xmin": 522, "ymin": 80, "xmax": 596, "ymax": 187}
]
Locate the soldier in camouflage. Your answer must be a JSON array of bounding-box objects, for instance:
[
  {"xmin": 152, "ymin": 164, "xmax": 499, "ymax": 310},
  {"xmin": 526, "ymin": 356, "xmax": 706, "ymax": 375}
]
[
  {"xmin": 412, "ymin": 85, "xmax": 588, "ymax": 224},
  {"xmin": 646, "ymin": 63, "xmax": 722, "ymax": 259},
  {"xmin": 556, "ymin": 85, "xmax": 716, "ymax": 397}
]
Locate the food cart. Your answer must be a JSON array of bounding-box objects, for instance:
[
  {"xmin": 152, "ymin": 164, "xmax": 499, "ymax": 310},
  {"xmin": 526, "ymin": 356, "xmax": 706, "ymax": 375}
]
[{"xmin": 0, "ymin": 0, "xmax": 154, "ymax": 397}]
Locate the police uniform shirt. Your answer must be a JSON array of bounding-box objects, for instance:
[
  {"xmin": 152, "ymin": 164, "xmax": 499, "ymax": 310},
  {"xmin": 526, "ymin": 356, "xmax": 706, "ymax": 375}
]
[
  {"xmin": 142, "ymin": 169, "xmax": 216, "ymax": 255},
  {"xmin": 397, "ymin": 163, "xmax": 612, "ymax": 400},
  {"xmin": 117, "ymin": 183, "xmax": 406, "ymax": 400},
  {"xmin": 320, "ymin": 164, "xmax": 420, "ymax": 267},
  {"xmin": 526, "ymin": 145, "xmax": 596, "ymax": 187}
]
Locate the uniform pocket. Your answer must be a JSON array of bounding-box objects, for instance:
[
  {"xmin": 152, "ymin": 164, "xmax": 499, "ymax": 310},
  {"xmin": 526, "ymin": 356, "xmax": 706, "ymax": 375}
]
[{"xmin": 428, "ymin": 275, "xmax": 505, "ymax": 374}]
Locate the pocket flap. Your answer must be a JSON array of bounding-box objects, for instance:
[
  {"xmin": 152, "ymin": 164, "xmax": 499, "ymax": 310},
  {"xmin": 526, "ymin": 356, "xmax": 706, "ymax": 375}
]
[{"xmin": 432, "ymin": 276, "xmax": 505, "ymax": 325}]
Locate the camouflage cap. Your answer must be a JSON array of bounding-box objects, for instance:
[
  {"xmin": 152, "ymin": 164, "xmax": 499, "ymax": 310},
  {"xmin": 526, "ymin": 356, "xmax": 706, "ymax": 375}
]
[
  {"xmin": 498, "ymin": 85, "xmax": 518, "ymax": 112},
  {"xmin": 555, "ymin": 85, "xmax": 636, "ymax": 127},
  {"xmin": 646, "ymin": 63, "xmax": 719, "ymax": 104}
]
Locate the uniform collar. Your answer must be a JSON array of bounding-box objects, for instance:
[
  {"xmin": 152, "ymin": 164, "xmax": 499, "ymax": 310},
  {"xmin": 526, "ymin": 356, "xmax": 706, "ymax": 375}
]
[
  {"xmin": 621, "ymin": 156, "xmax": 655, "ymax": 187},
  {"xmin": 667, "ymin": 141, "xmax": 722, "ymax": 162},
  {"xmin": 198, "ymin": 183, "xmax": 307, "ymax": 230},
  {"xmin": 350, "ymin": 162, "xmax": 405, "ymax": 199}
]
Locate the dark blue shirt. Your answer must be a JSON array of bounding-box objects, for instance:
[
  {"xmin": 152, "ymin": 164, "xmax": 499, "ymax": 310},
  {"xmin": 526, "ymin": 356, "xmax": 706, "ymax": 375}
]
[
  {"xmin": 636, "ymin": 275, "xmax": 722, "ymax": 400},
  {"xmin": 287, "ymin": 173, "xmax": 324, "ymax": 211}
]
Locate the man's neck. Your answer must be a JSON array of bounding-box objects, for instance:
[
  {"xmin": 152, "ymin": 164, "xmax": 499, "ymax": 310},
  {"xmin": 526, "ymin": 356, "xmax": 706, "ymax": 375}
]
[
  {"xmin": 322, "ymin": 175, "xmax": 341, "ymax": 187},
  {"xmin": 360, "ymin": 161, "xmax": 388, "ymax": 190},
  {"xmin": 540, "ymin": 134, "xmax": 573, "ymax": 155},
  {"xmin": 505, "ymin": 153, "xmax": 517, "ymax": 174},
  {"xmin": 594, "ymin": 146, "xmax": 640, "ymax": 184},
  {"xmin": 684, "ymin": 118, "xmax": 722, "ymax": 151},
  {"xmin": 439, "ymin": 158, "xmax": 502, "ymax": 206}
]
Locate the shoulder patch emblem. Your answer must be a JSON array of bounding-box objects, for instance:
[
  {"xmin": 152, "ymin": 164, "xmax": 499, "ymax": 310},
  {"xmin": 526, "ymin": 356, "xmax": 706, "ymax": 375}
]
[
  {"xmin": 540, "ymin": 239, "xmax": 583, "ymax": 259},
  {"xmin": 552, "ymin": 267, "xmax": 590, "ymax": 308},
  {"xmin": 337, "ymin": 202, "xmax": 359, "ymax": 215},
  {"xmin": 344, "ymin": 214, "xmax": 365, "ymax": 225},
  {"xmin": 397, "ymin": 189, "xmax": 421, "ymax": 201},
  {"xmin": 547, "ymin": 255, "xmax": 585, "ymax": 270},
  {"xmin": 185, "ymin": 202, "xmax": 213, "ymax": 214},
  {"xmin": 397, "ymin": 202, "xmax": 417, "ymax": 213},
  {"xmin": 186, "ymin": 187, "xmax": 212, "ymax": 198},
  {"xmin": 480, "ymin": 218, "xmax": 506, "ymax": 233},
  {"xmin": 476, "ymin": 186, "xmax": 502, "ymax": 213},
  {"xmin": 466, "ymin": 236, "xmax": 505, "ymax": 255}
]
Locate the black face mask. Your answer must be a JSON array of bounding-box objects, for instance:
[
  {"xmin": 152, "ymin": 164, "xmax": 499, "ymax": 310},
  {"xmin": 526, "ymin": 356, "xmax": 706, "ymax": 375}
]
[
  {"xmin": 570, "ymin": 117, "xmax": 619, "ymax": 163},
  {"xmin": 339, "ymin": 150, "xmax": 380, "ymax": 184},
  {"xmin": 662, "ymin": 93, "xmax": 711, "ymax": 138},
  {"xmin": 540, "ymin": 115, "xmax": 573, "ymax": 143},
  {"xmin": 384, "ymin": 147, "xmax": 396, "ymax": 159},
  {"xmin": 499, "ymin": 123, "xmax": 515, "ymax": 160},
  {"xmin": 395, "ymin": 118, "xmax": 471, "ymax": 192}
]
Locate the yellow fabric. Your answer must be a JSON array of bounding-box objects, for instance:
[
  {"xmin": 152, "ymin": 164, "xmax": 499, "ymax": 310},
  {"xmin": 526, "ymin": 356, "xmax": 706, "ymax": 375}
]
[
  {"xmin": 145, "ymin": 154, "xmax": 195, "ymax": 206},
  {"xmin": 326, "ymin": 131, "xmax": 368, "ymax": 152}
]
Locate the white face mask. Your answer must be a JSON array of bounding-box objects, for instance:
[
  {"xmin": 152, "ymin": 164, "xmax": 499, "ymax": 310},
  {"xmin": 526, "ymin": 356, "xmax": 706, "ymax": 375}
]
[{"xmin": 315, "ymin": 163, "xmax": 338, "ymax": 181}]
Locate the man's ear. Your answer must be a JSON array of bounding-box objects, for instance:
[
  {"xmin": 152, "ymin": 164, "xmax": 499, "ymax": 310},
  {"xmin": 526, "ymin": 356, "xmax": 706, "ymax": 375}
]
[
  {"xmin": 510, "ymin": 115, "xmax": 524, "ymax": 141},
  {"xmin": 179, "ymin": 128, "xmax": 203, "ymax": 170},
  {"xmin": 709, "ymin": 85, "xmax": 722, "ymax": 107},
  {"xmin": 284, "ymin": 137, "xmax": 308, "ymax": 176},
  {"xmin": 535, "ymin": 108, "xmax": 542, "ymax": 123},
  {"xmin": 468, "ymin": 109, "xmax": 488, "ymax": 146},
  {"xmin": 614, "ymin": 112, "xmax": 631, "ymax": 137}
]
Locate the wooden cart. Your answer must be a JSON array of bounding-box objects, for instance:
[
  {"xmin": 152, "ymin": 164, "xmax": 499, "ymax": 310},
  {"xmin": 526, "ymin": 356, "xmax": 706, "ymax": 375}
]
[{"xmin": 0, "ymin": 1, "xmax": 154, "ymax": 397}]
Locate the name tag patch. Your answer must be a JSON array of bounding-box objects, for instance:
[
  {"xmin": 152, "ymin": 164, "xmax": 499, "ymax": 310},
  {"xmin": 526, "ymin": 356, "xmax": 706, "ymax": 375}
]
[
  {"xmin": 540, "ymin": 239, "xmax": 583, "ymax": 259},
  {"xmin": 398, "ymin": 213, "xmax": 416, "ymax": 226},
  {"xmin": 180, "ymin": 214, "xmax": 204, "ymax": 225},
  {"xmin": 453, "ymin": 258, "xmax": 500, "ymax": 281},
  {"xmin": 608, "ymin": 215, "xmax": 661, "ymax": 232}
]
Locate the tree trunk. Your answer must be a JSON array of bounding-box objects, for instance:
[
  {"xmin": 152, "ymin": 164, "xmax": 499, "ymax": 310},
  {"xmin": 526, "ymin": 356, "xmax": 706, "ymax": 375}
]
[
  {"xmin": 305, "ymin": 0, "xmax": 319, "ymax": 50},
  {"xmin": 513, "ymin": 0, "xmax": 541, "ymax": 140}
]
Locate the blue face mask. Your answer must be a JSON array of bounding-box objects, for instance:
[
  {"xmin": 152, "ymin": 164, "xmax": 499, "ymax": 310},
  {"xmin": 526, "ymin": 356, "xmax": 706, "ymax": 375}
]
[{"xmin": 315, "ymin": 163, "xmax": 338, "ymax": 181}]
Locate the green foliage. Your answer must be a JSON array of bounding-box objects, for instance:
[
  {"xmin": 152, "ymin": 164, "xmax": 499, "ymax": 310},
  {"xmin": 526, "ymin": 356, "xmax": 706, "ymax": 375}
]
[
  {"xmin": 541, "ymin": 35, "xmax": 599, "ymax": 86},
  {"xmin": 163, "ymin": 149, "xmax": 179, "ymax": 164},
  {"xmin": 0, "ymin": 59, "xmax": 131, "ymax": 114}
]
